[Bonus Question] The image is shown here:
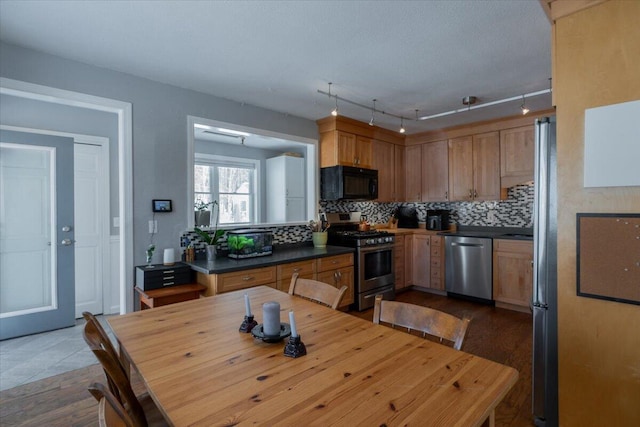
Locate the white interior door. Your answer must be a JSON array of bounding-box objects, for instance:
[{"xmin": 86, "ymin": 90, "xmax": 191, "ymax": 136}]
[
  {"xmin": 74, "ymin": 143, "xmax": 105, "ymax": 317},
  {"xmin": 0, "ymin": 130, "xmax": 75, "ymax": 340}
]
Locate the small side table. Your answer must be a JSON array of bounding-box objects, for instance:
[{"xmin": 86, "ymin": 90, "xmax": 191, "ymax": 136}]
[{"xmin": 135, "ymin": 283, "xmax": 206, "ymax": 310}]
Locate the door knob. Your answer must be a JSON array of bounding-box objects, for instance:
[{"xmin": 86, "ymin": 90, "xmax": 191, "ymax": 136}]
[
  {"xmin": 61, "ymin": 239, "xmax": 75, "ymax": 246},
  {"xmin": 62, "ymin": 225, "xmax": 73, "ymax": 232}
]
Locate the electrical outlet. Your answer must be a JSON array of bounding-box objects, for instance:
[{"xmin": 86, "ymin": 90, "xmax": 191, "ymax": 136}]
[
  {"xmin": 487, "ymin": 210, "xmax": 496, "ymax": 224},
  {"xmin": 113, "ymin": 217, "xmax": 120, "ymax": 228},
  {"xmin": 148, "ymin": 220, "xmax": 157, "ymax": 234}
]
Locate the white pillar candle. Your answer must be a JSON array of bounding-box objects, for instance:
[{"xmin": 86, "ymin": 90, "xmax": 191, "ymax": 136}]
[
  {"xmin": 244, "ymin": 293, "xmax": 252, "ymax": 317},
  {"xmin": 289, "ymin": 310, "xmax": 298, "ymax": 338},
  {"xmin": 262, "ymin": 301, "xmax": 280, "ymax": 336},
  {"xmin": 163, "ymin": 248, "xmax": 175, "ymax": 265}
]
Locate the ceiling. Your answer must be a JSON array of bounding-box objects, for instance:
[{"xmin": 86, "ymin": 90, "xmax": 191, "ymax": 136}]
[{"xmin": 0, "ymin": 0, "xmax": 552, "ymax": 135}]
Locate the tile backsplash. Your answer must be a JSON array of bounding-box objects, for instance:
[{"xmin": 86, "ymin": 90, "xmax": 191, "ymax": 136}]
[
  {"xmin": 180, "ymin": 183, "xmax": 534, "ymax": 250},
  {"xmin": 320, "ymin": 183, "xmax": 534, "ymax": 228}
]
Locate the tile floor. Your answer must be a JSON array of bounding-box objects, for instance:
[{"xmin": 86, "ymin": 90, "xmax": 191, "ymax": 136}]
[{"xmin": 0, "ymin": 315, "xmax": 115, "ymax": 391}]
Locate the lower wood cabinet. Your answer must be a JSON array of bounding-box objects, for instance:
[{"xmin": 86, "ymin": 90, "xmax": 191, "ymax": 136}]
[
  {"xmin": 316, "ymin": 253, "xmax": 355, "ymax": 307},
  {"xmin": 429, "ymin": 236, "xmax": 445, "ymax": 290},
  {"xmin": 493, "ymin": 239, "xmax": 533, "ymax": 311},
  {"xmin": 393, "ymin": 235, "xmax": 406, "ymax": 290},
  {"xmin": 197, "ymin": 267, "xmax": 277, "ymax": 296},
  {"xmin": 411, "ymin": 234, "xmax": 431, "ymax": 287},
  {"xmin": 197, "ymin": 253, "xmax": 354, "ymax": 309},
  {"xmin": 276, "ymin": 259, "xmax": 316, "ymax": 292}
]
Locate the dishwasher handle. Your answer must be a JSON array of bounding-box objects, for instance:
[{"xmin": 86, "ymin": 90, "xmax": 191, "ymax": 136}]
[{"xmin": 450, "ymin": 242, "xmax": 485, "ymax": 248}]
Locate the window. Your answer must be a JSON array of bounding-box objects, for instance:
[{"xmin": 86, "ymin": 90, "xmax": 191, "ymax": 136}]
[{"xmin": 195, "ymin": 154, "xmax": 258, "ymax": 225}]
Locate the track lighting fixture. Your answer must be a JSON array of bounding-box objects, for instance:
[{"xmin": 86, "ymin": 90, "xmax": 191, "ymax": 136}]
[
  {"xmin": 520, "ymin": 94, "xmax": 530, "ymax": 115},
  {"xmin": 317, "ymin": 83, "xmax": 551, "ymax": 129},
  {"xmin": 369, "ymin": 99, "xmax": 377, "ymax": 126}
]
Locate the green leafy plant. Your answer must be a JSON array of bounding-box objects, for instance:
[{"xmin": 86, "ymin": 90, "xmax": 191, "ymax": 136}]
[
  {"xmin": 227, "ymin": 235, "xmax": 255, "ymax": 251},
  {"xmin": 194, "ymin": 227, "xmax": 225, "ymax": 246},
  {"xmin": 193, "ymin": 200, "xmax": 224, "ymax": 245}
]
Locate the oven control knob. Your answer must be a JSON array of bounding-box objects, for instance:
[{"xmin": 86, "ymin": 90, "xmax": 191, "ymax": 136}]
[
  {"xmin": 377, "ymin": 237, "xmax": 383, "ymax": 244},
  {"xmin": 366, "ymin": 239, "xmax": 373, "ymax": 245}
]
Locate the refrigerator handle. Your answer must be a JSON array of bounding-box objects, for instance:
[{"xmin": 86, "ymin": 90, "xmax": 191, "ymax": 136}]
[{"xmin": 533, "ymin": 119, "xmax": 549, "ymax": 308}]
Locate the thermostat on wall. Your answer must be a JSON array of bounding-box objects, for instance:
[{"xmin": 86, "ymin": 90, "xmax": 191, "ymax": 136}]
[{"xmin": 152, "ymin": 199, "xmax": 172, "ymax": 212}]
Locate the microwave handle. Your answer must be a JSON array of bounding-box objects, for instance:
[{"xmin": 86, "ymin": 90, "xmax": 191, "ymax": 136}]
[{"xmin": 370, "ymin": 179, "xmax": 377, "ymax": 197}]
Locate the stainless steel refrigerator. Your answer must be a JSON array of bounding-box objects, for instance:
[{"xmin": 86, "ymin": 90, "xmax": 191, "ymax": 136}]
[{"xmin": 532, "ymin": 117, "xmax": 559, "ymax": 426}]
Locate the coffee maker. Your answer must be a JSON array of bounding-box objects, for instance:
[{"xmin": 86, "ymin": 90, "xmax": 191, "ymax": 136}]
[{"xmin": 426, "ymin": 210, "xmax": 450, "ymax": 231}]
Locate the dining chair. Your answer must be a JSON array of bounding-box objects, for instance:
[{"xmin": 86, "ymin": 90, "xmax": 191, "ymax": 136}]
[
  {"xmin": 372, "ymin": 294, "xmax": 471, "ymax": 350},
  {"xmin": 288, "ymin": 272, "xmax": 348, "ymax": 309},
  {"xmin": 88, "ymin": 382, "xmax": 135, "ymax": 427},
  {"xmin": 83, "ymin": 314, "xmax": 168, "ymax": 427}
]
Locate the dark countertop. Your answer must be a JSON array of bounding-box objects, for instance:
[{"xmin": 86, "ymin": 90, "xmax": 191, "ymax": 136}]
[
  {"xmin": 438, "ymin": 226, "xmax": 533, "ymax": 241},
  {"xmin": 186, "ymin": 245, "xmax": 355, "ymax": 274}
]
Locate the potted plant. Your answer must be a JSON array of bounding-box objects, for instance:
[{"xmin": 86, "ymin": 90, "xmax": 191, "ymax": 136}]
[
  {"xmin": 194, "ymin": 199, "xmax": 214, "ymax": 227},
  {"xmin": 193, "ymin": 200, "xmax": 224, "ymax": 261}
]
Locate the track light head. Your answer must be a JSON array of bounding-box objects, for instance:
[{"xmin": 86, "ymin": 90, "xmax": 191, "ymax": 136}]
[
  {"xmin": 520, "ymin": 94, "xmax": 529, "ymax": 115},
  {"xmin": 399, "ymin": 117, "xmax": 405, "ymax": 134}
]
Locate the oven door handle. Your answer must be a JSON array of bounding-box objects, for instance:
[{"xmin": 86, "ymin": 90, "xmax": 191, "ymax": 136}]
[{"xmin": 358, "ymin": 245, "xmax": 395, "ymax": 254}]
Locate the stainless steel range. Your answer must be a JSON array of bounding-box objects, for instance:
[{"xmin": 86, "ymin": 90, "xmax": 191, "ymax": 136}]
[{"xmin": 326, "ymin": 212, "xmax": 395, "ymax": 311}]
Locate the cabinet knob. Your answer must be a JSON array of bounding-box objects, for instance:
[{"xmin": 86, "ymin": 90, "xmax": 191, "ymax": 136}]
[
  {"xmin": 445, "ymin": 191, "xmax": 448, "ymax": 200},
  {"xmin": 468, "ymin": 189, "xmax": 473, "ymax": 199},
  {"xmin": 474, "ymin": 189, "xmax": 478, "ymax": 198}
]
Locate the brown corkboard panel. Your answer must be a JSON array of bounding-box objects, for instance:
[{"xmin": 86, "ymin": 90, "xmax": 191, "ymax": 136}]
[{"xmin": 577, "ymin": 213, "xmax": 640, "ymax": 305}]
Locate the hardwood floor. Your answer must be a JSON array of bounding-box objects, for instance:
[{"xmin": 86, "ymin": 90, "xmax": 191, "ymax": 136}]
[{"xmin": 0, "ymin": 289, "xmax": 534, "ymax": 426}]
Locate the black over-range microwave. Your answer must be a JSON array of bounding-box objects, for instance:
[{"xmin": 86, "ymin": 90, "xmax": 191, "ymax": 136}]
[{"xmin": 320, "ymin": 165, "xmax": 378, "ymax": 200}]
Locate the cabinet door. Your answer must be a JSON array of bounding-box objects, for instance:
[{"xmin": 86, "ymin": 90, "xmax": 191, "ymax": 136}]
[
  {"xmin": 285, "ymin": 198, "xmax": 305, "ymax": 222},
  {"xmin": 493, "ymin": 240, "xmax": 533, "ymax": 308},
  {"xmin": 405, "ymin": 145, "xmax": 423, "ymax": 202},
  {"xmin": 394, "ymin": 145, "xmax": 405, "ymax": 201},
  {"xmin": 411, "ymin": 235, "xmax": 431, "ymax": 287},
  {"xmin": 356, "ymin": 136, "xmax": 372, "ymax": 168},
  {"xmin": 337, "ymin": 131, "xmax": 357, "ymax": 166},
  {"xmin": 404, "ymin": 234, "xmax": 414, "ymax": 286},
  {"xmin": 500, "ymin": 125, "xmax": 534, "ymax": 188},
  {"xmin": 394, "ymin": 235, "xmax": 405, "ymax": 290},
  {"xmin": 317, "ymin": 266, "xmax": 354, "ymax": 307},
  {"xmin": 448, "ymin": 136, "xmax": 474, "ymax": 201},
  {"xmin": 277, "ymin": 259, "xmax": 316, "ymax": 292},
  {"xmin": 372, "ymin": 140, "xmax": 395, "ymax": 202},
  {"xmin": 422, "ymin": 140, "xmax": 449, "ymax": 202},
  {"xmin": 473, "ymin": 131, "xmax": 501, "ymax": 201},
  {"xmin": 285, "ymin": 156, "xmax": 305, "ymax": 198}
]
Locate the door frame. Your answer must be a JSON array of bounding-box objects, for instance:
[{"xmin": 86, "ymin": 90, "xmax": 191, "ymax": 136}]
[
  {"xmin": 1, "ymin": 77, "xmax": 134, "ymax": 314},
  {"xmin": 1, "ymin": 126, "xmax": 111, "ymax": 314}
]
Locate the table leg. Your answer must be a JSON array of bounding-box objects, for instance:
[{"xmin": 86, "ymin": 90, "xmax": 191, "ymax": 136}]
[{"xmin": 481, "ymin": 409, "xmax": 495, "ymax": 427}]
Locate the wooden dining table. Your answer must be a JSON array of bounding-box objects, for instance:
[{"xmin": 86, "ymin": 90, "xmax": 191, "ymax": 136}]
[{"xmin": 108, "ymin": 286, "xmax": 518, "ymax": 426}]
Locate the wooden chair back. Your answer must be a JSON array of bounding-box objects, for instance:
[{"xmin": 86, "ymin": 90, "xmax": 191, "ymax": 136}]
[
  {"xmin": 83, "ymin": 318, "xmax": 148, "ymax": 427},
  {"xmin": 288, "ymin": 273, "xmax": 348, "ymax": 310},
  {"xmin": 88, "ymin": 382, "xmax": 135, "ymax": 427},
  {"xmin": 372, "ymin": 294, "xmax": 471, "ymax": 350},
  {"xmin": 82, "ymin": 311, "xmax": 122, "ymax": 392}
]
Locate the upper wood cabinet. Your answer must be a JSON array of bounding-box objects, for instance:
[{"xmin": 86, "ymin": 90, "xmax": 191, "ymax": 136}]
[
  {"xmin": 448, "ymin": 132, "xmax": 502, "ymax": 201},
  {"xmin": 372, "ymin": 140, "xmax": 405, "ymax": 202},
  {"xmin": 405, "ymin": 145, "xmax": 422, "ymax": 202},
  {"xmin": 319, "ymin": 130, "xmax": 372, "ymax": 168},
  {"xmin": 422, "ymin": 140, "xmax": 449, "ymax": 202},
  {"xmin": 394, "ymin": 144, "xmax": 405, "ymax": 201},
  {"xmin": 372, "ymin": 140, "xmax": 395, "ymax": 202},
  {"xmin": 500, "ymin": 125, "xmax": 535, "ymax": 188}
]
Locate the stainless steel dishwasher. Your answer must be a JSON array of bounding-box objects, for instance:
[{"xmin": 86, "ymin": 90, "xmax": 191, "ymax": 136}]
[{"xmin": 444, "ymin": 235, "xmax": 493, "ymax": 301}]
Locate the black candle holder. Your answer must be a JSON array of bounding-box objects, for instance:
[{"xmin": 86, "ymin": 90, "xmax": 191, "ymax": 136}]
[
  {"xmin": 283, "ymin": 335, "xmax": 307, "ymax": 358},
  {"xmin": 239, "ymin": 315, "xmax": 258, "ymax": 333}
]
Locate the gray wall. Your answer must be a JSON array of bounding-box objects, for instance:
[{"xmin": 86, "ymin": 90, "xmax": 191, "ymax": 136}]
[{"xmin": 0, "ymin": 42, "xmax": 318, "ymax": 266}]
